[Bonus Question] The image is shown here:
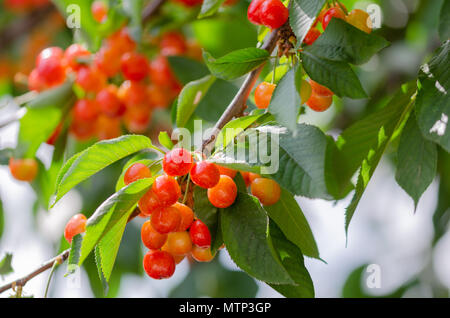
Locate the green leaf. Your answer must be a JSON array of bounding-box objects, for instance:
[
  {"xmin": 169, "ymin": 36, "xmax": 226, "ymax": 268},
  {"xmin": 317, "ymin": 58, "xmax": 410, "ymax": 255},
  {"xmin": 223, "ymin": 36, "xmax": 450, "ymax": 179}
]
[
  {"xmin": 415, "ymin": 41, "xmax": 450, "ymax": 152},
  {"xmin": 345, "ymin": 87, "xmax": 416, "ymax": 234},
  {"xmin": 395, "ymin": 115, "xmax": 438, "ymax": 209},
  {"xmin": 53, "ymin": 135, "xmax": 154, "ymax": 205},
  {"xmin": 264, "ymin": 188, "xmax": 319, "ymax": 259},
  {"xmin": 198, "ymin": 0, "xmax": 226, "ymax": 18},
  {"xmin": 305, "ymin": 18, "xmax": 389, "ymax": 65},
  {"xmin": 167, "ymin": 56, "xmax": 210, "ymax": 85},
  {"xmin": 67, "ymin": 234, "xmax": 83, "ymax": 275},
  {"xmin": 203, "ymin": 48, "xmax": 270, "ymax": 80},
  {"xmin": 221, "ymin": 192, "xmax": 294, "ymax": 284},
  {"xmin": 122, "ymin": 0, "xmax": 144, "ymax": 41},
  {"xmin": 193, "ymin": 187, "xmax": 222, "ymax": 254},
  {"xmin": 289, "ymin": 0, "xmax": 326, "ymax": 47},
  {"xmin": 94, "ymin": 246, "xmax": 109, "ymax": 296},
  {"xmin": 176, "ymin": 75, "xmax": 216, "ymax": 128},
  {"xmin": 158, "ymin": 131, "xmax": 174, "ymax": 150},
  {"xmin": 26, "ymin": 80, "xmax": 75, "ymax": 110},
  {"xmin": 301, "ymin": 51, "xmax": 367, "ymax": 98},
  {"xmin": 439, "ymin": 0, "xmax": 450, "ymax": 42},
  {"xmin": 268, "ymin": 221, "xmax": 314, "ymax": 298},
  {"xmin": 0, "ymin": 253, "xmax": 13, "ymax": 278},
  {"xmin": 269, "ymin": 67, "xmax": 301, "ymax": 132},
  {"xmin": 78, "ymin": 178, "xmax": 155, "ymax": 267}
]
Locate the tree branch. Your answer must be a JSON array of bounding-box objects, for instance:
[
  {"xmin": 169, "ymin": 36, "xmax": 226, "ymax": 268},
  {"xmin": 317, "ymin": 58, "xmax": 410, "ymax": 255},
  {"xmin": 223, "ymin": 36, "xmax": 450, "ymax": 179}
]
[{"xmin": 142, "ymin": 0, "xmax": 166, "ymax": 24}]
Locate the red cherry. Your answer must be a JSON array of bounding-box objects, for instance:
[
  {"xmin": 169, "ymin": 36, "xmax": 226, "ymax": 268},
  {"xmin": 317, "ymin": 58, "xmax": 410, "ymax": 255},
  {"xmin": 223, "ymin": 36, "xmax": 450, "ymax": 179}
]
[
  {"xmin": 64, "ymin": 214, "xmax": 87, "ymax": 243},
  {"xmin": 120, "ymin": 52, "xmax": 149, "ymax": 81},
  {"xmin": 94, "ymin": 45, "xmax": 122, "ymax": 77},
  {"xmin": 96, "ymin": 116, "xmax": 121, "ymax": 140},
  {"xmin": 63, "ymin": 44, "xmax": 90, "ymax": 71},
  {"xmin": 163, "ymin": 148, "xmax": 193, "ymax": 177},
  {"xmin": 207, "ymin": 175, "xmax": 238, "ymax": 208},
  {"xmin": 9, "ymin": 158, "xmax": 38, "ymax": 182},
  {"xmin": 118, "ymin": 80, "xmax": 149, "ymax": 108},
  {"xmin": 303, "ymin": 28, "xmax": 321, "ymax": 45},
  {"xmin": 124, "ymin": 163, "xmax": 152, "ymax": 185},
  {"xmin": 189, "ymin": 219, "xmax": 211, "ymax": 248},
  {"xmin": 322, "ymin": 7, "xmax": 346, "ymax": 30},
  {"xmin": 143, "ymin": 250, "xmax": 175, "ymax": 279},
  {"xmin": 190, "ymin": 161, "xmax": 220, "ymax": 189},
  {"xmin": 247, "ymin": 0, "xmax": 266, "ymax": 25},
  {"xmin": 36, "ymin": 47, "xmax": 65, "ymax": 87},
  {"xmin": 76, "ymin": 66, "xmax": 107, "ymax": 93},
  {"xmin": 96, "ymin": 86, "xmax": 126, "ymax": 118},
  {"xmin": 151, "ymin": 206, "xmax": 182, "ymax": 234},
  {"xmin": 160, "ymin": 31, "xmax": 187, "ymax": 56},
  {"xmin": 259, "ymin": 0, "xmax": 289, "ymax": 29},
  {"xmin": 106, "ymin": 27, "xmax": 136, "ymax": 56},
  {"xmin": 73, "ymin": 98, "xmax": 99, "ymax": 122},
  {"xmin": 309, "ymin": 80, "xmax": 334, "ymax": 96},
  {"xmin": 138, "ymin": 189, "xmax": 162, "ymax": 216},
  {"xmin": 152, "ymin": 175, "xmax": 181, "ymax": 207},
  {"xmin": 70, "ymin": 119, "xmax": 96, "ymax": 140},
  {"xmin": 306, "ymin": 91, "xmax": 333, "ymax": 112},
  {"xmin": 173, "ymin": 202, "xmax": 194, "ymax": 232},
  {"xmin": 91, "ymin": 0, "xmax": 108, "ymax": 23},
  {"xmin": 141, "ymin": 220, "xmax": 167, "ymax": 250}
]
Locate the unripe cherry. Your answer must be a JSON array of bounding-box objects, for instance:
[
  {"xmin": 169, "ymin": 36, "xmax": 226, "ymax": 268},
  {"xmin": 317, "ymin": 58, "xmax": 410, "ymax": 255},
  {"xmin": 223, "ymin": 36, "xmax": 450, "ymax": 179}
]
[
  {"xmin": 166, "ymin": 231, "xmax": 192, "ymax": 255},
  {"xmin": 141, "ymin": 220, "xmax": 167, "ymax": 250},
  {"xmin": 191, "ymin": 245, "xmax": 214, "ymax": 262},
  {"xmin": 299, "ymin": 80, "xmax": 312, "ymax": 104},
  {"xmin": 250, "ymin": 177, "xmax": 281, "ymax": 206},
  {"xmin": 306, "ymin": 91, "xmax": 333, "ymax": 112},
  {"xmin": 254, "ymin": 81, "xmax": 276, "ymax": 109},
  {"xmin": 346, "ymin": 9, "xmax": 372, "ymax": 33},
  {"xmin": 9, "ymin": 158, "xmax": 38, "ymax": 182},
  {"xmin": 207, "ymin": 175, "xmax": 238, "ymax": 208},
  {"xmin": 64, "ymin": 214, "xmax": 87, "ymax": 243},
  {"xmin": 309, "ymin": 79, "xmax": 333, "ymax": 96},
  {"xmin": 173, "ymin": 202, "xmax": 194, "ymax": 232}
]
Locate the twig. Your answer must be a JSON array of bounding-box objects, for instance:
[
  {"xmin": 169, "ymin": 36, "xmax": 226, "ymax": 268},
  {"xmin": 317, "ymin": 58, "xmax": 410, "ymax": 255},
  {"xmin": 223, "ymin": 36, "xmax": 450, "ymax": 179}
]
[
  {"xmin": 142, "ymin": 0, "xmax": 166, "ymax": 24},
  {"xmin": 0, "ymin": 4, "xmax": 55, "ymax": 52}
]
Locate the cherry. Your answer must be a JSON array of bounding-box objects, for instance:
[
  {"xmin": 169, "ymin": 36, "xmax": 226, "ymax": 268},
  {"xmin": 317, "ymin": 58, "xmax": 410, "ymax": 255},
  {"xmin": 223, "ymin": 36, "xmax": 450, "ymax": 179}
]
[
  {"xmin": 299, "ymin": 79, "xmax": 312, "ymax": 104},
  {"xmin": 207, "ymin": 175, "xmax": 237, "ymax": 208},
  {"xmin": 149, "ymin": 55, "xmax": 179, "ymax": 88},
  {"xmin": 322, "ymin": 7, "xmax": 346, "ymax": 30},
  {"xmin": 309, "ymin": 79, "xmax": 333, "ymax": 96},
  {"xmin": 160, "ymin": 31, "xmax": 187, "ymax": 56},
  {"xmin": 259, "ymin": 0, "xmax": 289, "ymax": 29},
  {"xmin": 151, "ymin": 206, "xmax": 182, "ymax": 234},
  {"xmin": 94, "ymin": 45, "xmax": 121, "ymax": 77},
  {"xmin": 138, "ymin": 189, "xmax": 162, "ymax": 216},
  {"xmin": 96, "ymin": 86, "xmax": 126, "ymax": 118},
  {"xmin": 190, "ymin": 161, "xmax": 220, "ymax": 189},
  {"xmin": 96, "ymin": 116, "xmax": 122, "ymax": 140},
  {"xmin": 64, "ymin": 213, "xmax": 87, "ymax": 243},
  {"xmin": 70, "ymin": 119, "xmax": 97, "ymax": 140},
  {"xmin": 46, "ymin": 122, "xmax": 63, "ymax": 145},
  {"xmin": 173, "ymin": 202, "xmax": 194, "ymax": 232},
  {"xmin": 76, "ymin": 66, "xmax": 107, "ymax": 93},
  {"xmin": 186, "ymin": 40, "xmax": 203, "ymax": 61},
  {"xmin": 163, "ymin": 148, "xmax": 193, "ymax": 177},
  {"xmin": 161, "ymin": 242, "xmax": 186, "ymax": 264},
  {"xmin": 120, "ymin": 52, "xmax": 149, "ymax": 81},
  {"xmin": 147, "ymin": 84, "xmax": 171, "ymax": 109},
  {"xmin": 106, "ymin": 27, "xmax": 136, "ymax": 56},
  {"xmin": 118, "ymin": 80, "xmax": 149, "ymax": 108},
  {"xmin": 124, "ymin": 107, "xmax": 152, "ymax": 134},
  {"xmin": 28, "ymin": 69, "xmax": 46, "ymax": 92},
  {"xmin": 306, "ymin": 91, "xmax": 333, "ymax": 112},
  {"xmin": 63, "ymin": 44, "xmax": 90, "ymax": 71},
  {"xmin": 143, "ymin": 250, "xmax": 175, "ymax": 279},
  {"xmin": 124, "ymin": 163, "xmax": 152, "ymax": 185},
  {"xmin": 152, "ymin": 175, "xmax": 181, "ymax": 207},
  {"xmin": 36, "ymin": 47, "xmax": 63, "ymax": 66},
  {"xmin": 189, "ymin": 219, "xmax": 211, "ymax": 248},
  {"xmin": 141, "ymin": 220, "xmax": 167, "ymax": 250},
  {"xmin": 91, "ymin": 0, "xmax": 108, "ymax": 23},
  {"xmin": 191, "ymin": 245, "xmax": 214, "ymax": 262},
  {"xmin": 254, "ymin": 81, "xmax": 276, "ymax": 109},
  {"xmin": 303, "ymin": 28, "xmax": 321, "ymax": 45},
  {"xmin": 9, "ymin": 158, "xmax": 38, "ymax": 182},
  {"xmin": 248, "ymin": 172, "xmax": 261, "ymax": 183},
  {"xmin": 216, "ymin": 165, "xmax": 237, "ymax": 179},
  {"xmin": 346, "ymin": 9, "xmax": 372, "ymax": 33},
  {"xmin": 36, "ymin": 47, "xmax": 65, "ymax": 87},
  {"xmin": 73, "ymin": 98, "xmax": 99, "ymax": 122},
  {"xmin": 240, "ymin": 171, "xmax": 251, "ymax": 186},
  {"xmin": 166, "ymin": 231, "xmax": 192, "ymax": 255},
  {"xmin": 250, "ymin": 177, "xmax": 281, "ymax": 206},
  {"xmin": 247, "ymin": 0, "xmax": 266, "ymax": 25}
]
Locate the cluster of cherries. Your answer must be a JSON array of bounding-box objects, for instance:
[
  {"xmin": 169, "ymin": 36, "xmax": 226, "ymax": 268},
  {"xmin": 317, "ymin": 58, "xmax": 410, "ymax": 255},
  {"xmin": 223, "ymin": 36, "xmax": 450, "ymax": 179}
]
[
  {"xmin": 28, "ymin": 25, "xmax": 199, "ymax": 143},
  {"xmin": 3, "ymin": 0, "xmax": 49, "ymax": 12},
  {"xmin": 247, "ymin": 0, "xmax": 289, "ymax": 30},
  {"xmin": 63, "ymin": 147, "xmax": 281, "ymax": 279},
  {"xmin": 252, "ymin": 3, "xmax": 373, "ymax": 113}
]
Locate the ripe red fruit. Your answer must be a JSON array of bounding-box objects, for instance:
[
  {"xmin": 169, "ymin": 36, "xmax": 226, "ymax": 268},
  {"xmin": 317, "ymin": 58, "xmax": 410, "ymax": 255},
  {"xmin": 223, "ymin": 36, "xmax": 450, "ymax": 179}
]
[
  {"xmin": 306, "ymin": 91, "xmax": 333, "ymax": 112},
  {"xmin": 166, "ymin": 231, "xmax": 192, "ymax": 255},
  {"xmin": 254, "ymin": 81, "xmax": 276, "ymax": 109},
  {"xmin": 148, "ymin": 84, "xmax": 171, "ymax": 109},
  {"xmin": 207, "ymin": 175, "xmax": 238, "ymax": 208},
  {"xmin": 124, "ymin": 163, "xmax": 152, "ymax": 185},
  {"xmin": 9, "ymin": 158, "xmax": 38, "ymax": 182},
  {"xmin": 70, "ymin": 119, "xmax": 97, "ymax": 140},
  {"xmin": 64, "ymin": 214, "xmax": 87, "ymax": 243},
  {"xmin": 151, "ymin": 206, "xmax": 182, "ymax": 234},
  {"xmin": 173, "ymin": 202, "xmax": 194, "ymax": 232},
  {"xmin": 91, "ymin": 0, "xmax": 108, "ymax": 23},
  {"xmin": 94, "ymin": 45, "xmax": 121, "ymax": 77},
  {"xmin": 138, "ymin": 189, "xmax": 162, "ymax": 216},
  {"xmin": 73, "ymin": 98, "xmax": 99, "ymax": 122},
  {"xmin": 322, "ymin": 7, "xmax": 346, "ymax": 30},
  {"xmin": 189, "ymin": 220, "xmax": 211, "ymax": 248},
  {"xmin": 309, "ymin": 80, "xmax": 333, "ymax": 96},
  {"xmin": 149, "ymin": 55, "xmax": 178, "ymax": 88},
  {"xmin": 259, "ymin": 0, "xmax": 289, "ymax": 29},
  {"xmin": 240, "ymin": 171, "xmax": 251, "ymax": 186},
  {"xmin": 160, "ymin": 31, "xmax": 187, "ymax": 56},
  {"xmin": 143, "ymin": 250, "xmax": 175, "ymax": 279},
  {"xmin": 76, "ymin": 66, "xmax": 107, "ymax": 93},
  {"xmin": 247, "ymin": 0, "xmax": 266, "ymax": 25},
  {"xmin": 163, "ymin": 148, "xmax": 193, "ymax": 177},
  {"xmin": 28, "ymin": 69, "xmax": 46, "ymax": 92},
  {"xmin": 191, "ymin": 245, "xmax": 214, "ymax": 262},
  {"xmin": 36, "ymin": 47, "xmax": 64, "ymax": 66},
  {"xmin": 96, "ymin": 116, "xmax": 121, "ymax": 140},
  {"xmin": 118, "ymin": 80, "xmax": 149, "ymax": 108},
  {"xmin": 96, "ymin": 86, "xmax": 126, "ymax": 118},
  {"xmin": 141, "ymin": 220, "xmax": 167, "ymax": 250},
  {"xmin": 248, "ymin": 172, "xmax": 261, "ymax": 184},
  {"xmin": 190, "ymin": 161, "xmax": 220, "ymax": 189},
  {"xmin": 63, "ymin": 44, "xmax": 90, "ymax": 71},
  {"xmin": 216, "ymin": 165, "xmax": 237, "ymax": 179},
  {"xmin": 303, "ymin": 28, "xmax": 321, "ymax": 45},
  {"xmin": 152, "ymin": 175, "xmax": 181, "ymax": 207},
  {"xmin": 250, "ymin": 178, "xmax": 281, "ymax": 206},
  {"xmin": 124, "ymin": 107, "xmax": 152, "ymax": 134},
  {"xmin": 120, "ymin": 52, "xmax": 149, "ymax": 81},
  {"xmin": 36, "ymin": 47, "xmax": 66, "ymax": 87},
  {"xmin": 106, "ymin": 27, "xmax": 136, "ymax": 56}
]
